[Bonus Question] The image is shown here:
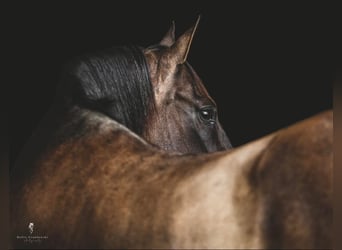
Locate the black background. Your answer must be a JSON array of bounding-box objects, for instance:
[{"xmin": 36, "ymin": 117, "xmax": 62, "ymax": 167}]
[{"xmin": 10, "ymin": 2, "xmax": 335, "ymax": 164}]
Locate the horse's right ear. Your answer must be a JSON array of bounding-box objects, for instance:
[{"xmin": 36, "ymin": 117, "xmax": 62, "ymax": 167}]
[
  {"xmin": 167, "ymin": 15, "xmax": 200, "ymax": 65},
  {"xmin": 159, "ymin": 21, "xmax": 176, "ymax": 47}
]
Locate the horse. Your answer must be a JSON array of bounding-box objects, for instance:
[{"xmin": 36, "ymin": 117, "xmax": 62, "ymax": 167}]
[
  {"xmin": 10, "ymin": 18, "xmax": 332, "ymax": 249},
  {"xmin": 11, "ymin": 18, "xmax": 232, "ymax": 206},
  {"xmin": 10, "ymin": 107, "xmax": 332, "ymax": 249}
]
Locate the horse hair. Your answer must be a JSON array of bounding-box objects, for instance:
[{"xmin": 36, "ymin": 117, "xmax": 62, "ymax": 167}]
[{"xmin": 59, "ymin": 45, "xmax": 155, "ymax": 135}]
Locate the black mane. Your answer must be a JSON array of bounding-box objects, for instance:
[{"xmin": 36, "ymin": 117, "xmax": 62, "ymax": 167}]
[{"xmin": 59, "ymin": 45, "xmax": 155, "ymax": 135}]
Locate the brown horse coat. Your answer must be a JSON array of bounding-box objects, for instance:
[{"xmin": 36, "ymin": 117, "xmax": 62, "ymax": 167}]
[{"xmin": 11, "ymin": 109, "xmax": 332, "ymax": 249}]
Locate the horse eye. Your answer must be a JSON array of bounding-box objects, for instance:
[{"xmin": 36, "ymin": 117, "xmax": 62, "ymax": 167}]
[{"xmin": 199, "ymin": 107, "xmax": 216, "ymax": 125}]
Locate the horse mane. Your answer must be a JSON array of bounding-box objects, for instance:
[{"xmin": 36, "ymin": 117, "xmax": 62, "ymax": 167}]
[{"xmin": 58, "ymin": 45, "xmax": 155, "ymax": 135}]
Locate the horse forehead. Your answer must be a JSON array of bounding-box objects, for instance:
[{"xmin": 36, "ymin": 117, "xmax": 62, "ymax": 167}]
[{"xmin": 179, "ymin": 63, "xmax": 215, "ymax": 102}]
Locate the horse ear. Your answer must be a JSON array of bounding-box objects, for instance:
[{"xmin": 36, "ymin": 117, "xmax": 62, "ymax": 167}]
[
  {"xmin": 168, "ymin": 15, "xmax": 200, "ymax": 64},
  {"xmin": 159, "ymin": 21, "xmax": 176, "ymax": 47}
]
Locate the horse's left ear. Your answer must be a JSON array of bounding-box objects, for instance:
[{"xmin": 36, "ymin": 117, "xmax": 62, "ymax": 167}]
[
  {"xmin": 160, "ymin": 21, "xmax": 176, "ymax": 47},
  {"xmin": 168, "ymin": 15, "xmax": 200, "ymax": 64}
]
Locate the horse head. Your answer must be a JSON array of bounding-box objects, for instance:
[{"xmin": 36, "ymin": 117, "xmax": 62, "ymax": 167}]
[{"xmin": 143, "ymin": 17, "xmax": 232, "ymax": 153}]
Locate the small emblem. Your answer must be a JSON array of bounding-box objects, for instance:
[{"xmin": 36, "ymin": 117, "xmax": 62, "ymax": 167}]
[{"xmin": 28, "ymin": 222, "xmax": 34, "ymax": 234}]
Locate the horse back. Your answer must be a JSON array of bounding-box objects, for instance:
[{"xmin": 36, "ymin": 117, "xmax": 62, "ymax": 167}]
[{"xmin": 255, "ymin": 110, "xmax": 333, "ymax": 248}]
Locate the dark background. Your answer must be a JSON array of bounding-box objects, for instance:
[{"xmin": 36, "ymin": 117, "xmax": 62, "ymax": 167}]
[{"xmin": 10, "ymin": 2, "xmax": 335, "ymax": 165}]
